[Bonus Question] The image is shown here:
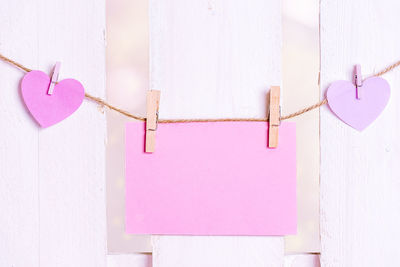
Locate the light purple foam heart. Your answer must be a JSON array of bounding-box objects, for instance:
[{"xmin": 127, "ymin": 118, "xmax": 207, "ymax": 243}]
[
  {"xmin": 21, "ymin": 70, "xmax": 85, "ymax": 128},
  {"xmin": 327, "ymin": 77, "xmax": 390, "ymax": 131}
]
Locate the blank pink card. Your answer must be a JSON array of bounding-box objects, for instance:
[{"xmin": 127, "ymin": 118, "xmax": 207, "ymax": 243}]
[{"xmin": 126, "ymin": 121, "xmax": 297, "ymax": 235}]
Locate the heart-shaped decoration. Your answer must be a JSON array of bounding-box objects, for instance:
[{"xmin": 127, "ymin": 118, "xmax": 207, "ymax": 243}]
[
  {"xmin": 327, "ymin": 77, "xmax": 390, "ymax": 131},
  {"xmin": 21, "ymin": 70, "xmax": 85, "ymax": 128}
]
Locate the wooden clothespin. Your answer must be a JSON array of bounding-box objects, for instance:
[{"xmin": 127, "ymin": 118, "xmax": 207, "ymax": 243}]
[
  {"xmin": 145, "ymin": 90, "xmax": 161, "ymax": 153},
  {"xmin": 47, "ymin": 62, "xmax": 61, "ymax": 95},
  {"xmin": 354, "ymin": 64, "xmax": 362, "ymax": 99},
  {"xmin": 268, "ymin": 86, "xmax": 281, "ymax": 148}
]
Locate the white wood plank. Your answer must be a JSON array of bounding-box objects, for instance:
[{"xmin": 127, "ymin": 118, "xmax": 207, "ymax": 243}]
[
  {"xmin": 0, "ymin": 0, "xmax": 107, "ymax": 266},
  {"xmin": 106, "ymin": 253, "xmax": 320, "ymax": 267},
  {"xmin": 152, "ymin": 236, "xmax": 283, "ymax": 267},
  {"xmin": 284, "ymin": 254, "xmax": 320, "ymax": 267},
  {"xmin": 0, "ymin": 1, "xmax": 40, "ymax": 266},
  {"xmin": 320, "ymin": 1, "xmax": 400, "ymax": 266},
  {"xmin": 37, "ymin": 0, "xmax": 107, "ymax": 266},
  {"xmin": 107, "ymin": 254, "xmax": 151, "ymax": 267},
  {"xmin": 150, "ymin": 0, "xmax": 284, "ymax": 266}
]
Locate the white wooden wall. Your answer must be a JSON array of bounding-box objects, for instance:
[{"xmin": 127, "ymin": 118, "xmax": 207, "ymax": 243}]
[
  {"xmin": 320, "ymin": 0, "xmax": 400, "ymax": 266},
  {"xmin": 0, "ymin": 0, "xmax": 107, "ymax": 266},
  {"xmin": 3, "ymin": 0, "xmax": 400, "ymax": 266},
  {"xmin": 149, "ymin": 0, "xmax": 285, "ymax": 266}
]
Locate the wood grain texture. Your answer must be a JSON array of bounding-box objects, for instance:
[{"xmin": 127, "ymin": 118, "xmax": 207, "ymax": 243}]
[
  {"xmin": 0, "ymin": 0, "xmax": 107, "ymax": 266},
  {"xmin": 0, "ymin": 2, "xmax": 39, "ymax": 266},
  {"xmin": 152, "ymin": 236, "xmax": 284, "ymax": 267},
  {"xmin": 284, "ymin": 254, "xmax": 320, "ymax": 267},
  {"xmin": 320, "ymin": 0, "xmax": 400, "ymax": 266},
  {"xmin": 106, "ymin": 253, "xmax": 319, "ymax": 267},
  {"xmin": 269, "ymin": 86, "xmax": 281, "ymax": 148},
  {"xmin": 107, "ymin": 254, "xmax": 152, "ymax": 267},
  {"xmin": 146, "ymin": 90, "xmax": 160, "ymax": 152},
  {"xmin": 150, "ymin": 0, "xmax": 284, "ymax": 266}
]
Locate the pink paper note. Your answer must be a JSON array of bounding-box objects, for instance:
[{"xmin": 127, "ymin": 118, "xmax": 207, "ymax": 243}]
[{"xmin": 126, "ymin": 121, "xmax": 297, "ymax": 235}]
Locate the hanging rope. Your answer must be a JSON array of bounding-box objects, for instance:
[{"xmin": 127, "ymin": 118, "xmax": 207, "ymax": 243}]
[{"xmin": 1, "ymin": 52, "xmax": 398, "ymax": 123}]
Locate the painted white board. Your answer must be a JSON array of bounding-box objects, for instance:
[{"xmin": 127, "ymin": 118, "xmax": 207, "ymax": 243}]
[
  {"xmin": 0, "ymin": 0, "xmax": 107, "ymax": 266},
  {"xmin": 320, "ymin": 0, "xmax": 400, "ymax": 266},
  {"xmin": 107, "ymin": 254, "xmax": 152, "ymax": 267},
  {"xmin": 149, "ymin": 0, "xmax": 284, "ymax": 266}
]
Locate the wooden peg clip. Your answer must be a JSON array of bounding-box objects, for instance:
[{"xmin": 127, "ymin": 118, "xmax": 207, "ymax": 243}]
[
  {"xmin": 145, "ymin": 90, "xmax": 161, "ymax": 153},
  {"xmin": 354, "ymin": 64, "xmax": 362, "ymax": 99},
  {"xmin": 47, "ymin": 62, "xmax": 61, "ymax": 95},
  {"xmin": 268, "ymin": 86, "xmax": 280, "ymax": 148}
]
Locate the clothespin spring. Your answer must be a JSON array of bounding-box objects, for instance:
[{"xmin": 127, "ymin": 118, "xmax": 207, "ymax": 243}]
[
  {"xmin": 147, "ymin": 111, "xmax": 159, "ymax": 131},
  {"xmin": 269, "ymin": 106, "xmax": 281, "ymax": 127}
]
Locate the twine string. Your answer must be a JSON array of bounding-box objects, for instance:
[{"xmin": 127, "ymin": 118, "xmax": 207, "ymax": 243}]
[
  {"xmin": 1, "ymin": 52, "xmax": 399, "ymax": 123},
  {"xmin": 374, "ymin": 60, "xmax": 400, "ymax": 77},
  {"xmin": 84, "ymin": 93, "xmax": 146, "ymax": 121},
  {"xmin": 0, "ymin": 53, "xmax": 31, "ymax": 73}
]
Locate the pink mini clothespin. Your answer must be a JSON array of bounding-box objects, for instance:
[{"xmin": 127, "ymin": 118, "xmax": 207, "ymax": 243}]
[
  {"xmin": 47, "ymin": 62, "xmax": 61, "ymax": 95},
  {"xmin": 354, "ymin": 64, "xmax": 362, "ymax": 99}
]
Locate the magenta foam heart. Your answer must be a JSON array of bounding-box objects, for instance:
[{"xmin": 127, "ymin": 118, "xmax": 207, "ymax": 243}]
[
  {"xmin": 21, "ymin": 70, "xmax": 84, "ymax": 128},
  {"xmin": 327, "ymin": 77, "xmax": 390, "ymax": 131}
]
